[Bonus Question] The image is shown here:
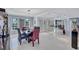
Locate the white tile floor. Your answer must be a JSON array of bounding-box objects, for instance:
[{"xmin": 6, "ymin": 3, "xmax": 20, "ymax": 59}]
[{"xmin": 14, "ymin": 31, "xmax": 74, "ymax": 50}]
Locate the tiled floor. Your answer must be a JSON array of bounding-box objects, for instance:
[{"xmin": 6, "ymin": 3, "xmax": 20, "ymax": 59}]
[{"xmin": 15, "ymin": 31, "xmax": 73, "ymax": 50}]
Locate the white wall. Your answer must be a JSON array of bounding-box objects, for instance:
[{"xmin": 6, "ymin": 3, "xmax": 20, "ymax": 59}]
[{"xmin": 64, "ymin": 18, "xmax": 72, "ymax": 39}]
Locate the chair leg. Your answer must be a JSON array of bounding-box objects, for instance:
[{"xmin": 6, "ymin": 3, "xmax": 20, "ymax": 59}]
[
  {"xmin": 19, "ymin": 40, "xmax": 21, "ymax": 45},
  {"xmin": 32, "ymin": 40, "xmax": 34, "ymax": 47},
  {"xmin": 28, "ymin": 37, "xmax": 32, "ymax": 43},
  {"xmin": 28, "ymin": 38, "xmax": 30, "ymax": 43},
  {"xmin": 25, "ymin": 38, "xmax": 28, "ymax": 41},
  {"xmin": 19, "ymin": 38, "xmax": 21, "ymax": 45},
  {"xmin": 38, "ymin": 38, "xmax": 39, "ymax": 44},
  {"xmin": 2, "ymin": 39, "xmax": 5, "ymax": 49}
]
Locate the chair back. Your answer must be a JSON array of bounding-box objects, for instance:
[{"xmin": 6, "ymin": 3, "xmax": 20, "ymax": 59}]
[
  {"xmin": 32, "ymin": 27, "xmax": 40, "ymax": 41},
  {"xmin": 35, "ymin": 27, "xmax": 40, "ymax": 38},
  {"xmin": 17, "ymin": 28, "xmax": 21, "ymax": 37}
]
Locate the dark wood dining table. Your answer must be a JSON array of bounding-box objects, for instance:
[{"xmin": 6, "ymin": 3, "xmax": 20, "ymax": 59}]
[{"xmin": 20, "ymin": 29, "xmax": 33, "ymax": 42}]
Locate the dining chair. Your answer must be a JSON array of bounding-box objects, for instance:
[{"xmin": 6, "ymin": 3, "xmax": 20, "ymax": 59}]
[
  {"xmin": 17, "ymin": 28, "xmax": 27, "ymax": 45},
  {"xmin": 31, "ymin": 27, "xmax": 40, "ymax": 47}
]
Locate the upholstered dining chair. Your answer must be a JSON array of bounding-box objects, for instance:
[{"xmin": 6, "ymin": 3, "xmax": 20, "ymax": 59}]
[
  {"xmin": 17, "ymin": 28, "xmax": 27, "ymax": 45},
  {"xmin": 31, "ymin": 27, "xmax": 40, "ymax": 47}
]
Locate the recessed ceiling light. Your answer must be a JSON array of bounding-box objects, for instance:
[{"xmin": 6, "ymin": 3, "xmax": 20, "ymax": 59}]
[{"xmin": 27, "ymin": 10, "xmax": 31, "ymax": 12}]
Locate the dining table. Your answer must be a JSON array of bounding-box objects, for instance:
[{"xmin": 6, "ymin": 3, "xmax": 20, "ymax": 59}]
[{"xmin": 20, "ymin": 29, "xmax": 33, "ymax": 42}]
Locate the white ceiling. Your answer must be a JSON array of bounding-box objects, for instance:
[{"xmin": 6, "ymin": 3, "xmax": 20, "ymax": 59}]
[
  {"xmin": 5, "ymin": 8, "xmax": 79, "ymax": 18},
  {"xmin": 6, "ymin": 8, "xmax": 50, "ymax": 16}
]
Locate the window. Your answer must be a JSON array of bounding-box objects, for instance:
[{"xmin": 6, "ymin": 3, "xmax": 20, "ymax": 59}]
[
  {"xmin": 12, "ymin": 18, "xmax": 18, "ymax": 30},
  {"xmin": 24, "ymin": 19, "xmax": 30, "ymax": 27}
]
